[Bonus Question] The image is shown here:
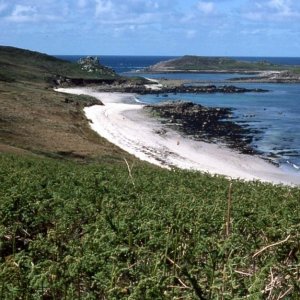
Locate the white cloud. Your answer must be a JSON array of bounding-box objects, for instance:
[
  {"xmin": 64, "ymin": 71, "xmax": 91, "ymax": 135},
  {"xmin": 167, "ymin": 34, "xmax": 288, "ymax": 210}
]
[
  {"xmin": 244, "ymin": 0, "xmax": 300, "ymax": 21},
  {"xmin": 0, "ymin": 1, "xmax": 8, "ymax": 13},
  {"xmin": 197, "ymin": 1, "xmax": 215, "ymax": 15},
  {"xmin": 244, "ymin": 11, "xmax": 263, "ymax": 21},
  {"xmin": 78, "ymin": 0, "xmax": 88, "ymax": 9},
  {"xmin": 186, "ymin": 29, "xmax": 197, "ymax": 39},
  {"xmin": 92, "ymin": 0, "xmax": 172, "ymax": 26},
  {"xmin": 241, "ymin": 29, "xmax": 265, "ymax": 35},
  {"xmin": 268, "ymin": 0, "xmax": 290, "ymax": 11},
  {"xmin": 6, "ymin": 5, "xmax": 37, "ymax": 22},
  {"xmin": 95, "ymin": 0, "xmax": 113, "ymax": 16},
  {"xmin": 5, "ymin": 4, "xmax": 60, "ymax": 23},
  {"xmin": 267, "ymin": 0, "xmax": 295, "ymax": 16},
  {"xmin": 146, "ymin": 1, "xmax": 159, "ymax": 10}
]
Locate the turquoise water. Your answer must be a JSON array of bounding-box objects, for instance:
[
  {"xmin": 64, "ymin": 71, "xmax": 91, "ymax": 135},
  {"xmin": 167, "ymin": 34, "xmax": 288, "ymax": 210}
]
[{"xmin": 57, "ymin": 55, "xmax": 300, "ymax": 172}]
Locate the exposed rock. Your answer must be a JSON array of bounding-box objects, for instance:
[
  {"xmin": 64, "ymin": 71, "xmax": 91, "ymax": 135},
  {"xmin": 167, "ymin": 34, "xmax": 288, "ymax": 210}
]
[
  {"xmin": 77, "ymin": 56, "xmax": 116, "ymax": 76},
  {"xmin": 145, "ymin": 101, "xmax": 260, "ymax": 155},
  {"xmin": 78, "ymin": 56, "xmax": 101, "ymax": 72},
  {"xmin": 53, "ymin": 75, "xmax": 72, "ymax": 86},
  {"xmin": 91, "ymin": 82, "xmax": 268, "ymax": 94}
]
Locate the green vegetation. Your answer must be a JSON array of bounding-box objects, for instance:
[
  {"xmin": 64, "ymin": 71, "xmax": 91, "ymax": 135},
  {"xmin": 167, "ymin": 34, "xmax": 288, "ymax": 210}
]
[
  {"xmin": 0, "ymin": 46, "xmax": 117, "ymax": 83},
  {"xmin": 1, "ymin": 153, "xmax": 300, "ymax": 299},
  {"xmin": 148, "ymin": 55, "xmax": 297, "ymax": 72},
  {"xmin": 291, "ymin": 68, "xmax": 300, "ymax": 75}
]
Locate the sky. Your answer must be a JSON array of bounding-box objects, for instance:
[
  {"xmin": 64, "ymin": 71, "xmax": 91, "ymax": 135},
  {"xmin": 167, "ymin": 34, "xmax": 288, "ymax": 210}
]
[{"xmin": 0, "ymin": 0, "xmax": 300, "ymax": 56}]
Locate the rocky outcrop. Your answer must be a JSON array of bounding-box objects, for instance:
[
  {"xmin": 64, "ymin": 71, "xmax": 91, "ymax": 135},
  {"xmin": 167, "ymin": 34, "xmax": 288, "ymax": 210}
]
[
  {"xmin": 51, "ymin": 56, "xmax": 118, "ymax": 87},
  {"xmin": 77, "ymin": 56, "xmax": 116, "ymax": 76},
  {"xmin": 52, "ymin": 76, "xmax": 119, "ymax": 87},
  {"xmin": 123, "ymin": 84, "xmax": 268, "ymax": 94},
  {"xmin": 78, "ymin": 56, "xmax": 100, "ymax": 72},
  {"xmin": 145, "ymin": 101, "xmax": 260, "ymax": 154},
  {"xmin": 89, "ymin": 81, "xmax": 268, "ymax": 94},
  {"xmin": 52, "ymin": 75, "xmax": 72, "ymax": 86}
]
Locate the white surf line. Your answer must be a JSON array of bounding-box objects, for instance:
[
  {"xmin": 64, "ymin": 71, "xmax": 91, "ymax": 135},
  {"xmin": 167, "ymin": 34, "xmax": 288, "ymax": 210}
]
[
  {"xmin": 143, "ymin": 77, "xmax": 163, "ymax": 90},
  {"xmin": 55, "ymin": 87, "xmax": 300, "ymax": 185}
]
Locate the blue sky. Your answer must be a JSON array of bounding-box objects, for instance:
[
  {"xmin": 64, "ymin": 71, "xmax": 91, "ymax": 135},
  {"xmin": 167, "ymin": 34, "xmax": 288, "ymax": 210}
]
[{"xmin": 0, "ymin": 0, "xmax": 299, "ymax": 56}]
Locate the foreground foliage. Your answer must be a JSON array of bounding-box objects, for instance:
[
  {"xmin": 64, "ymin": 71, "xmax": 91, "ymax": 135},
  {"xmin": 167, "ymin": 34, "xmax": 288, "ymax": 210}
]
[{"xmin": 0, "ymin": 154, "xmax": 299, "ymax": 299}]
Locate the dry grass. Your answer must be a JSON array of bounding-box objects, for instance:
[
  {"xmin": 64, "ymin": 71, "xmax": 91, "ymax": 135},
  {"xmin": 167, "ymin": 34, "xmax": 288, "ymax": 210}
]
[
  {"xmin": 0, "ymin": 46, "xmax": 138, "ymax": 163},
  {"xmin": 0, "ymin": 79, "xmax": 135, "ymax": 163}
]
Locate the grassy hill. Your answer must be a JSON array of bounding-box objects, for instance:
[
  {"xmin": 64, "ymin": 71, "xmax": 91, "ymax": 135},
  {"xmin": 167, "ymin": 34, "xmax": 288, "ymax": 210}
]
[
  {"xmin": 1, "ymin": 46, "xmax": 300, "ymax": 299},
  {"xmin": 0, "ymin": 46, "xmax": 133, "ymax": 162},
  {"xmin": 0, "ymin": 46, "xmax": 117, "ymax": 83},
  {"xmin": 146, "ymin": 55, "xmax": 293, "ymax": 72}
]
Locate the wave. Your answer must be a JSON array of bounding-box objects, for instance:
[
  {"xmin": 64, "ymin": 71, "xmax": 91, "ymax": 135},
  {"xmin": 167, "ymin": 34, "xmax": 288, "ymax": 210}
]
[
  {"xmin": 286, "ymin": 160, "xmax": 300, "ymax": 170},
  {"xmin": 134, "ymin": 96, "xmax": 146, "ymax": 104}
]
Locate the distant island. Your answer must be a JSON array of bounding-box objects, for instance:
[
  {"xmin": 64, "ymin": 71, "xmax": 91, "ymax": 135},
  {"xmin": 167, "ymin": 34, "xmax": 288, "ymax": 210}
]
[{"xmin": 142, "ymin": 55, "xmax": 300, "ymax": 83}]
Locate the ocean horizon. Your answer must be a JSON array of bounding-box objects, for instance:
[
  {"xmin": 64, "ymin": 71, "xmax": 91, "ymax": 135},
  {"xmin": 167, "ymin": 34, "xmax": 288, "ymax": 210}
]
[{"xmin": 56, "ymin": 55, "xmax": 300, "ymax": 74}]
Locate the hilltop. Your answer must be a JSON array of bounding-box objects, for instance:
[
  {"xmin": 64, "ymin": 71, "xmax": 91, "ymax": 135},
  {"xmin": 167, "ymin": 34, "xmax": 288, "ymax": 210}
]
[{"xmin": 0, "ymin": 46, "xmax": 117, "ymax": 84}]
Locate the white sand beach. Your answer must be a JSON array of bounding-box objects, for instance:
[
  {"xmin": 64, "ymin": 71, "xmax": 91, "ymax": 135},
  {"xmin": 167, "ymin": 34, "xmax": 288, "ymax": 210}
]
[{"xmin": 55, "ymin": 87, "xmax": 300, "ymax": 185}]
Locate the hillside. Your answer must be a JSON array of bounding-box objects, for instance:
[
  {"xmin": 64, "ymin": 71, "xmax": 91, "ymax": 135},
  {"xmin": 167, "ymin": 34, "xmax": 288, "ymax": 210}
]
[
  {"xmin": 0, "ymin": 46, "xmax": 132, "ymax": 162},
  {"xmin": 145, "ymin": 55, "xmax": 291, "ymax": 73},
  {"xmin": 1, "ymin": 46, "xmax": 300, "ymax": 299},
  {"xmin": 0, "ymin": 46, "xmax": 117, "ymax": 83}
]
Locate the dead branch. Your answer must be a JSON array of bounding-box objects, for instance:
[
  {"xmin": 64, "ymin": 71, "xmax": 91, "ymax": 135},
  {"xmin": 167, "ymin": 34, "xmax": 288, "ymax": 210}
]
[
  {"xmin": 234, "ymin": 270, "xmax": 253, "ymax": 277},
  {"xmin": 253, "ymin": 235, "xmax": 291, "ymax": 258},
  {"xmin": 166, "ymin": 256, "xmax": 181, "ymax": 269},
  {"xmin": 225, "ymin": 181, "xmax": 233, "ymax": 237},
  {"xmin": 124, "ymin": 158, "xmax": 135, "ymax": 186}
]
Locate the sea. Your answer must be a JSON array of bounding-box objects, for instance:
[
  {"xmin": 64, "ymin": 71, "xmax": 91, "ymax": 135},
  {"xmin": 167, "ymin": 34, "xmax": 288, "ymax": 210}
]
[{"xmin": 56, "ymin": 55, "xmax": 300, "ymax": 174}]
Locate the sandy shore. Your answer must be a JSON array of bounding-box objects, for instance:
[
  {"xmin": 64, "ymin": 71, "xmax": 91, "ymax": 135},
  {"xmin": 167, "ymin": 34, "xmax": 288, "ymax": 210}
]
[{"xmin": 55, "ymin": 87, "xmax": 300, "ymax": 185}]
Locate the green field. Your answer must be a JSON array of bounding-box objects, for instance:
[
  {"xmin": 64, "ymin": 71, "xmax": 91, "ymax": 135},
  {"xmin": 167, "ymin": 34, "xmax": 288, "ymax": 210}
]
[{"xmin": 1, "ymin": 154, "xmax": 300, "ymax": 299}]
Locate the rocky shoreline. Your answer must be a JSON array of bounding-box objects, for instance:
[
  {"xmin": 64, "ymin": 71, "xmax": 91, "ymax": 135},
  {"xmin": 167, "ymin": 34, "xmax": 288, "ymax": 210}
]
[
  {"xmin": 124, "ymin": 84, "xmax": 268, "ymax": 94},
  {"xmin": 145, "ymin": 101, "xmax": 260, "ymax": 155},
  {"xmin": 57, "ymin": 73, "xmax": 268, "ymax": 156},
  {"xmin": 229, "ymin": 71, "xmax": 300, "ymax": 83},
  {"xmin": 135, "ymin": 69, "xmax": 300, "ymax": 84},
  {"xmin": 86, "ymin": 80, "xmax": 268, "ymax": 94}
]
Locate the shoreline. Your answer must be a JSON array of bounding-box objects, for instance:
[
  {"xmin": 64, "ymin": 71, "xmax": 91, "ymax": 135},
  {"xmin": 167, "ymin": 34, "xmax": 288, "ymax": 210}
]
[
  {"xmin": 55, "ymin": 87, "xmax": 300, "ymax": 185},
  {"xmin": 132, "ymin": 70, "xmax": 300, "ymax": 83}
]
